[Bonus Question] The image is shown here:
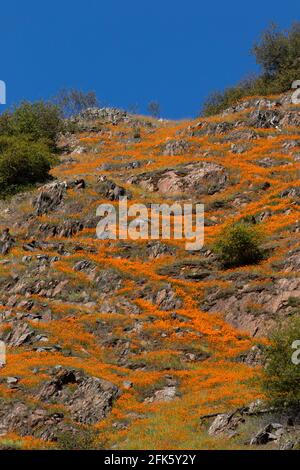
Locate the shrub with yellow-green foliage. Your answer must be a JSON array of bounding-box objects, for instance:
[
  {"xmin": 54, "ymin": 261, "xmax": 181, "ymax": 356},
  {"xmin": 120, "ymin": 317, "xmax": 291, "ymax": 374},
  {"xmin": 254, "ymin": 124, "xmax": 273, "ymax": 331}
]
[
  {"xmin": 0, "ymin": 100, "xmax": 63, "ymax": 198},
  {"xmin": 213, "ymin": 222, "xmax": 265, "ymax": 268},
  {"xmin": 0, "ymin": 101, "xmax": 62, "ymax": 150},
  {"xmin": 0, "ymin": 135, "xmax": 54, "ymax": 197},
  {"xmin": 262, "ymin": 317, "xmax": 300, "ymax": 407}
]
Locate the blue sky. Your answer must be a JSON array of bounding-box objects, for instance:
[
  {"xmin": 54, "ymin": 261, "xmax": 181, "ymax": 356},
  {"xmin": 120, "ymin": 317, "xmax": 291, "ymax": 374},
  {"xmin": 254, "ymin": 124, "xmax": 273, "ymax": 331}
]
[{"xmin": 0, "ymin": 0, "xmax": 299, "ymax": 118}]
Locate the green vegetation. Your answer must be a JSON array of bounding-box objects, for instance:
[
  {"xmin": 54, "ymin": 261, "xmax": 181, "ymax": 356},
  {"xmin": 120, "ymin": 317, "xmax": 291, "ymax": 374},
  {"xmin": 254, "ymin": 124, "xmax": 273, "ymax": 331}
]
[
  {"xmin": 0, "ymin": 101, "xmax": 62, "ymax": 150},
  {"xmin": 0, "ymin": 438, "xmax": 24, "ymax": 450},
  {"xmin": 262, "ymin": 317, "xmax": 300, "ymax": 407},
  {"xmin": 202, "ymin": 22, "xmax": 300, "ymax": 116},
  {"xmin": 213, "ymin": 222, "xmax": 265, "ymax": 267},
  {"xmin": 55, "ymin": 428, "xmax": 102, "ymax": 450},
  {"xmin": 0, "ymin": 101, "xmax": 62, "ymax": 198},
  {"xmin": 0, "ymin": 135, "xmax": 54, "ymax": 197}
]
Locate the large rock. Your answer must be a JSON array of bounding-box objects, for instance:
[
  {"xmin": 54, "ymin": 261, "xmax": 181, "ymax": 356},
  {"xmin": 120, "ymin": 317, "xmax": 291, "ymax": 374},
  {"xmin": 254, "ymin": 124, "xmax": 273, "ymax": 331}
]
[
  {"xmin": 4, "ymin": 322, "xmax": 35, "ymax": 347},
  {"xmin": 250, "ymin": 423, "xmax": 284, "ymax": 445},
  {"xmin": 144, "ymin": 386, "xmax": 177, "ymax": 403},
  {"xmin": 33, "ymin": 182, "xmax": 66, "ymax": 215},
  {"xmin": 249, "ymin": 109, "xmax": 282, "ymax": 128},
  {"xmin": 35, "ymin": 220, "xmax": 84, "ymax": 238},
  {"xmin": 208, "ymin": 411, "xmax": 245, "ymax": 436},
  {"xmin": 37, "ymin": 368, "xmax": 120, "ymax": 424},
  {"xmin": 0, "ymin": 400, "xmax": 66, "ymax": 440},
  {"xmin": 138, "ymin": 283, "xmax": 183, "ymax": 311},
  {"xmin": 68, "ymin": 377, "xmax": 120, "ymax": 424},
  {"xmin": 163, "ymin": 139, "xmax": 190, "ymax": 156},
  {"xmin": 280, "ymin": 187, "xmax": 300, "ymax": 199},
  {"xmin": 203, "ymin": 277, "xmax": 300, "ymax": 336},
  {"xmin": 129, "ymin": 162, "xmax": 228, "ymax": 196},
  {"xmin": 280, "ymin": 111, "xmax": 300, "ymax": 128},
  {"xmin": 0, "ymin": 228, "xmax": 15, "ymax": 255},
  {"xmin": 72, "ymin": 107, "xmax": 129, "ymax": 125},
  {"xmin": 222, "ymin": 96, "xmax": 283, "ymax": 115},
  {"xmin": 96, "ymin": 176, "xmax": 131, "ymax": 200}
]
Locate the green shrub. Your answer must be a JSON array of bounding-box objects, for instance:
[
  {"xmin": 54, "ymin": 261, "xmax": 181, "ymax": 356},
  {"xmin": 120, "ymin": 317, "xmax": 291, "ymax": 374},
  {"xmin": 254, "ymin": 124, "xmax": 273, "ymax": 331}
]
[
  {"xmin": 0, "ymin": 101, "xmax": 62, "ymax": 149},
  {"xmin": 202, "ymin": 77, "xmax": 257, "ymax": 117},
  {"xmin": 0, "ymin": 100, "xmax": 61, "ymax": 197},
  {"xmin": 262, "ymin": 317, "xmax": 300, "ymax": 407},
  {"xmin": 0, "ymin": 135, "xmax": 54, "ymax": 196},
  {"xmin": 55, "ymin": 428, "xmax": 101, "ymax": 450},
  {"xmin": 213, "ymin": 222, "xmax": 264, "ymax": 267}
]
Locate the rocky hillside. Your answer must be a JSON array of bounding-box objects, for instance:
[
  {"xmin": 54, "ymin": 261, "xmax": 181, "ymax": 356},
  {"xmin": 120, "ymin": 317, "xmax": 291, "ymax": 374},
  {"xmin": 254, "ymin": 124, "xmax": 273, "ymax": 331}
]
[{"xmin": 1, "ymin": 94, "xmax": 300, "ymax": 450}]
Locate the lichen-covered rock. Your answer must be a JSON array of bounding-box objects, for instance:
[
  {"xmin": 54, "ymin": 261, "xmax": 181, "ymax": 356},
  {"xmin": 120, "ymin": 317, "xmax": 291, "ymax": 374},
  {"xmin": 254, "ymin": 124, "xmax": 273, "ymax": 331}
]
[
  {"xmin": 163, "ymin": 139, "xmax": 190, "ymax": 156},
  {"xmin": 33, "ymin": 182, "xmax": 66, "ymax": 215},
  {"xmin": 129, "ymin": 162, "xmax": 228, "ymax": 196},
  {"xmin": 37, "ymin": 368, "xmax": 120, "ymax": 425}
]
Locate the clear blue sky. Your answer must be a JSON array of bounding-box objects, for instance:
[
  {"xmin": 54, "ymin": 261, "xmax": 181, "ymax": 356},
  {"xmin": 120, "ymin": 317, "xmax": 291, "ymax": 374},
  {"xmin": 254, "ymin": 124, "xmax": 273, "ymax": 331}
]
[{"xmin": 0, "ymin": 0, "xmax": 299, "ymax": 118}]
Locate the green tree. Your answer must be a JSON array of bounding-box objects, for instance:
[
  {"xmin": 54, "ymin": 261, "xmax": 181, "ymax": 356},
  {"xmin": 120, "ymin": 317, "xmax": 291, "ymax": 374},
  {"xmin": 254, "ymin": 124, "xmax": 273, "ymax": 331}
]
[{"xmin": 252, "ymin": 23, "xmax": 289, "ymax": 76}]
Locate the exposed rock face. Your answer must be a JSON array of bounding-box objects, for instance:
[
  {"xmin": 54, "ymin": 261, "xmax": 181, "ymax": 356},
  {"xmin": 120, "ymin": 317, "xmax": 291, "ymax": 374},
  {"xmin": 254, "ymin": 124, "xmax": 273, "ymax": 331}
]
[
  {"xmin": 146, "ymin": 241, "xmax": 175, "ymax": 259},
  {"xmin": 237, "ymin": 345, "xmax": 265, "ymax": 367},
  {"xmin": 37, "ymin": 220, "xmax": 84, "ymax": 238},
  {"xmin": 226, "ymin": 129, "xmax": 258, "ymax": 141},
  {"xmin": 144, "ymin": 386, "xmax": 177, "ymax": 403},
  {"xmin": 231, "ymin": 142, "xmax": 249, "ymax": 154},
  {"xmin": 33, "ymin": 182, "xmax": 66, "ymax": 215},
  {"xmin": 68, "ymin": 376, "xmax": 120, "ymax": 424},
  {"xmin": 0, "ymin": 228, "xmax": 15, "ymax": 255},
  {"xmin": 249, "ymin": 109, "xmax": 282, "ymax": 128},
  {"xmin": 94, "ymin": 269, "xmax": 123, "ymax": 294},
  {"xmin": 155, "ymin": 285, "xmax": 183, "ymax": 311},
  {"xmin": 71, "ymin": 107, "xmax": 129, "ymax": 125},
  {"xmin": 163, "ymin": 139, "xmax": 190, "ymax": 156},
  {"xmin": 0, "ymin": 400, "xmax": 66, "ymax": 440},
  {"xmin": 256, "ymin": 157, "xmax": 289, "ymax": 168},
  {"xmin": 250, "ymin": 423, "xmax": 284, "ymax": 445},
  {"xmin": 203, "ymin": 277, "xmax": 300, "ymax": 336},
  {"xmin": 281, "ymin": 248, "xmax": 300, "ymax": 271},
  {"xmin": 280, "ymin": 187, "xmax": 300, "ymax": 199},
  {"xmin": 3, "ymin": 322, "xmax": 35, "ymax": 347},
  {"xmin": 129, "ymin": 162, "xmax": 228, "ymax": 196},
  {"xmin": 203, "ymin": 402, "xmax": 300, "ymax": 449},
  {"xmin": 222, "ymin": 96, "xmax": 284, "ymax": 115},
  {"xmin": 99, "ymin": 160, "xmax": 145, "ymax": 171},
  {"xmin": 187, "ymin": 120, "xmax": 234, "ymax": 137},
  {"xmin": 37, "ymin": 368, "xmax": 120, "ymax": 425},
  {"xmin": 96, "ymin": 176, "xmax": 131, "ymax": 200},
  {"xmin": 184, "ymin": 95, "xmax": 300, "ymax": 139},
  {"xmin": 208, "ymin": 411, "xmax": 245, "ymax": 436},
  {"xmin": 282, "ymin": 139, "xmax": 300, "ymax": 151},
  {"xmin": 0, "ymin": 368, "xmax": 120, "ymax": 441},
  {"xmin": 280, "ymin": 111, "xmax": 300, "ymax": 127},
  {"xmin": 138, "ymin": 283, "xmax": 183, "ymax": 311},
  {"xmin": 99, "ymin": 296, "xmax": 141, "ymax": 315}
]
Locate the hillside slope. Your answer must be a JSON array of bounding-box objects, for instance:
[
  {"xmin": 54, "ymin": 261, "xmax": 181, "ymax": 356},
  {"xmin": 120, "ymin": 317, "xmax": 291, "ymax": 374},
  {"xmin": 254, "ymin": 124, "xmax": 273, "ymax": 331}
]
[{"xmin": 1, "ymin": 94, "xmax": 300, "ymax": 449}]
